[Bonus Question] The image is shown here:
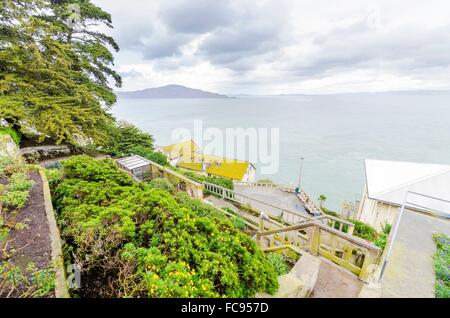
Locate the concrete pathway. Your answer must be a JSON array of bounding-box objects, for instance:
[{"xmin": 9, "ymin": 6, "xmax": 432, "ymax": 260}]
[
  {"xmin": 234, "ymin": 185, "xmax": 310, "ymax": 217},
  {"xmin": 381, "ymin": 209, "xmax": 450, "ymax": 298}
]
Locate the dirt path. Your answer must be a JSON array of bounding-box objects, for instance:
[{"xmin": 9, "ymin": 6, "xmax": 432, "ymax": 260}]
[
  {"xmin": 1, "ymin": 171, "xmax": 53, "ymax": 297},
  {"xmin": 310, "ymin": 257, "xmax": 363, "ymax": 298}
]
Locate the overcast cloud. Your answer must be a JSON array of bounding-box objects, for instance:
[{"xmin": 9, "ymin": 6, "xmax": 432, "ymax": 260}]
[{"xmin": 92, "ymin": 0, "xmax": 450, "ymax": 94}]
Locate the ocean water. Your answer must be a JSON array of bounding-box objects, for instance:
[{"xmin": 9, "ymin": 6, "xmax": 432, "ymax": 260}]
[{"xmin": 112, "ymin": 91, "xmax": 450, "ymax": 211}]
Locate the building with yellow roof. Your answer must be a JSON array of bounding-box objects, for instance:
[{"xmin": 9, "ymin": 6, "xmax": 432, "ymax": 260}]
[{"xmin": 158, "ymin": 139, "xmax": 256, "ymax": 182}]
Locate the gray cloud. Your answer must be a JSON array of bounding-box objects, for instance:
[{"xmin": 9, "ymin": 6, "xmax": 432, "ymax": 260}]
[
  {"xmin": 160, "ymin": 0, "xmax": 235, "ymax": 34},
  {"xmin": 119, "ymin": 69, "xmax": 143, "ymax": 78},
  {"xmin": 92, "ymin": 0, "xmax": 450, "ymax": 93}
]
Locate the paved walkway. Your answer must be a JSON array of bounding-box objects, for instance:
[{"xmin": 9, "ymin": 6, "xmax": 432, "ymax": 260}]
[
  {"xmin": 234, "ymin": 185, "xmax": 310, "ymax": 217},
  {"xmin": 381, "ymin": 209, "xmax": 450, "ymax": 298}
]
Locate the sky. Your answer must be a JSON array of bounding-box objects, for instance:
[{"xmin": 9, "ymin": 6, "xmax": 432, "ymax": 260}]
[{"xmin": 92, "ymin": 0, "xmax": 450, "ymax": 95}]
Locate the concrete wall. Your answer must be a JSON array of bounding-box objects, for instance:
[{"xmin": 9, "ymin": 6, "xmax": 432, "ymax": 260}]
[{"xmin": 357, "ymin": 184, "xmax": 399, "ymax": 231}]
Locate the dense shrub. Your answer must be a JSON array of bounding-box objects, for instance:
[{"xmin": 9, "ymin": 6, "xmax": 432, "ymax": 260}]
[
  {"xmin": 321, "ymin": 207, "xmax": 340, "ymax": 218},
  {"xmin": 183, "ymin": 171, "xmax": 234, "ymax": 190},
  {"xmin": 374, "ymin": 222, "xmax": 392, "ymax": 251},
  {"xmin": 52, "ymin": 156, "xmax": 278, "ymax": 298},
  {"xmin": 231, "ymin": 216, "xmax": 247, "ymax": 230},
  {"xmin": 61, "ymin": 155, "xmax": 134, "ymax": 185},
  {"xmin": 266, "ymin": 253, "xmax": 290, "ymax": 276},
  {"xmin": 1, "ymin": 190, "xmax": 29, "ymax": 209},
  {"xmin": 0, "ymin": 127, "xmax": 21, "ymax": 145},
  {"xmin": 8, "ymin": 173, "xmax": 34, "ymax": 192},
  {"xmin": 148, "ymin": 178, "xmax": 175, "ymax": 193},
  {"xmin": 432, "ymin": 233, "xmax": 450, "ymax": 298},
  {"xmin": 348, "ymin": 219, "xmax": 377, "ymax": 241},
  {"xmin": 129, "ymin": 146, "xmax": 168, "ymax": 166},
  {"xmin": 100, "ymin": 122, "xmax": 155, "ymax": 157}
]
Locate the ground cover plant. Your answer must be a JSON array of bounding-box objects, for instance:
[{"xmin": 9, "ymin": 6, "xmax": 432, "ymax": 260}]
[
  {"xmin": 52, "ymin": 155, "xmax": 278, "ymax": 298},
  {"xmin": 0, "ymin": 149, "xmax": 54, "ymax": 298},
  {"xmin": 432, "ymin": 233, "xmax": 450, "ymax": 298}
]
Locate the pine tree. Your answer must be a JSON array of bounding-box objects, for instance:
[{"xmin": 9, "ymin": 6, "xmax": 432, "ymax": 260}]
[{"xmin": 0, "ymin": 0, "xmax": 121, "ymax": 144}]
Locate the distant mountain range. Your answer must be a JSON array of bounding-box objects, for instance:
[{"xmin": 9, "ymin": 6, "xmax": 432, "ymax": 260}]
[{"xmin": 117, "ymin": 84, "xmax": 230, "ymax": 99}]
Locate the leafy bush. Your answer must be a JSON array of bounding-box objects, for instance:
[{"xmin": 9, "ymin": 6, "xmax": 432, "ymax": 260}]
[
  {"xmin": 148, "ymin": 178, "xmax": 175, "ymax": 193},
  {"xmin": 266, "ymin": 253, "xmax": 290, "ymax": 276},
  {"xmin": 432, "ymin": 233, "xmax": 450, "ymax": 298},
  {"xmin": 0, "ymin": 127, "xmax": 21, "ymax": 145},
  {"xmin": 99, "ymin": 121, "xmax": 155, "ymax": 157},
  {"xmin": 381, "ymin": 222, "xmax": 392, "ymax": 235},
  {"xmin": 257, "ymin": 179, "xmax": 273, "ymax": 184},
  {"xmin": 348, "ymin": 219, "xmax": 377, "ymax": 241},
  {"xmin": 222, "ymin": 207, "xmax": 236, "ymax": 215},
  {"xmin": 321, "ymin": 207, "xmax": 340, "ymax": 218},
  {"xmin": 0, "ymin": 156, "xmax": 23, "ymax": 177},
  {"xmin": 374, "ymin": 233, "xmax": 388, "ymax": 251},
  {"xmin": 205, "ymin": 176, "xmax": 234, "ymax": 190},
  {"xmin": 1, "ymin": 190, "xmax": 29, "ymax": 209},
  {"xmin": 0, "ymin": 262, "xmax": 55, "ymax": 298},
  {"xmin": 45, "ymin": 168, "xmax": 63, "ymax": 188},
  {"xmin": 8, "ymin": 173, "xmax": 34, "ymax": 192},
  {"xmin": 182, "ymin": 171, "xmax": 234, "ymax": 190},
  {"xmin": 61, "ymin": 155, "xmax": 134, "ymax": 185},
  {"xmin": 231, "ymin": 216, "xmax": 247, "ymax": 230},
  {"xmin": 129, "ymin": 146, "xmax": 168, "ymax": 166},
  {"xmin": 52, "ymin": 156, "xmax": 278, "ymax": 298}
]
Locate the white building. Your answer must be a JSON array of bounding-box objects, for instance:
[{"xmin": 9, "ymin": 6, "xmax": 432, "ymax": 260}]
[{"xmin": 357, "ymin": 159, "xmax": 450, "ymax": 231}]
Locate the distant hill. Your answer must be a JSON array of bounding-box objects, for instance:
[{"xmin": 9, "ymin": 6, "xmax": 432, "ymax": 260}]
[{"xmin": 117, "ymin": 84, "xmax": 230, "ymax": 99}]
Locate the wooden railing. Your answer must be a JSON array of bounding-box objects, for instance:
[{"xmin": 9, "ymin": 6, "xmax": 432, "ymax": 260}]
[
  {"xmin": 204, "ymin": 181, "xmax": 354, "ymax": 233},
  {"xmin": 256, "ymin": 221, "xmax": 381, "ymax": 282},
  {"xmin": 203, "ymin": 182, "xmax": 314, "ymax": 225}
]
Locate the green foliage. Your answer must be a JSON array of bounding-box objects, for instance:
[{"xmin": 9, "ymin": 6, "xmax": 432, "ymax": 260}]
[
  {"xmin": 45, "ymin": 168, "xmax": 63, "ymax": 188},
  {"xmin": 183, "ymin": 171, "xmax": 234, "ymax": 190},
  {"xmin": 318, "ymin": 194, "xmax": 327, "ymax": 207},
  {"xmin": 52, "ymin": 156, "xmax": 278, "ymax": 298},
  {"xmin": 0, "ymin": 127, "xmax": 21, "ymax": 145},
  {"xmin": 432, "ymin": 233, "xmax": 450, "ymax": 298},
  {"xmin": 381, "ymin": 222, "xmax": 392, "ymax": 235},
  {"xmin": 348, "ymin": 219, "xmax": 377, "ymax": 241},
  {"xmin": 0, "ymin": 261, "xmax": 55, "ymax": 298},
  {"xmin": 257, "ymin": 179, "xmax": 273, "ymax": 184},
  {"xmin": 0, "ymin": 156, "xmax": 22, "ymax": 177},
  {"xmin": 205, "ymin": 176, "xmax": 234, "ymax": 190},
  {"xmin": 374, "ymin": 233, "xmax": 388, "ymax": 251},
  {"xmin": 8, "ymin": 172, "xmax": 34, "ymax": 192},
  {"xmin": 99, "ymin": 122, "xmax": 155, "ymax": 157},
  {"xmin": 231, "ymin": 216, "xmax": 247, "ymax": 230},
  {"xmin": 129, "ymin": 145, "xmax": 168, "ymax": 166},
  {"xmin": 222, "ymin": 207, "xmax": 237, "ymax": 215},
  {"xmin": 0, "ymin": 0, "xmax": 121, "ymax": 144},
  {"xmin": 266, "ymin": 253, "xmax": 290, "ymax": 276},
  {"xmin": 321, "ymin": 207, "xmax": 340, "ymax": 218},
  {"xmin": 0, "ymin": 227, "xmax": 9, "ymax": 243},
  {"xmin": 61, "ymin": 155, "xmax": 133, "ymax": 185},
  {"xmin": 148, "ymin": 178, "xmax": 175, "ymax": 193},
  {"xmin": 1, "ymin": 190, "xmax": 29, "ymax": 209}
]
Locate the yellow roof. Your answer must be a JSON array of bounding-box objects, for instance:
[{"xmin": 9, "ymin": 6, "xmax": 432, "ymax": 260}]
[
  {"xmin": 178, "ymin": 160, "xmax": 251, "ymax": 180},
  {"xmin": 162, "ymin": 140, "xmax": 254, "ymax": 180},
  {"xmin": 161, "ymin": 139, "xmax": 199, "ymax": 160}
]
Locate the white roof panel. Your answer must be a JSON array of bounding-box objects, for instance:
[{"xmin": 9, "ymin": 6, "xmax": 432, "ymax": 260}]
[{"xmin": 365, "ymin": 159, "xmax": 450, "ymax": 215}]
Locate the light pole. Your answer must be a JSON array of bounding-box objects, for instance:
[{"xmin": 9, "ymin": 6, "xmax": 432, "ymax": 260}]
[{"xmin": 298, "ymin": 157, "xmax": 304, "ymax": 189}]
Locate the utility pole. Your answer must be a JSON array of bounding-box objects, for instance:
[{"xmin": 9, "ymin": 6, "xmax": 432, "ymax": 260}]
[{"xmin": 298, "ymin": 157, "xmax": 304, "ymax": 189}]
